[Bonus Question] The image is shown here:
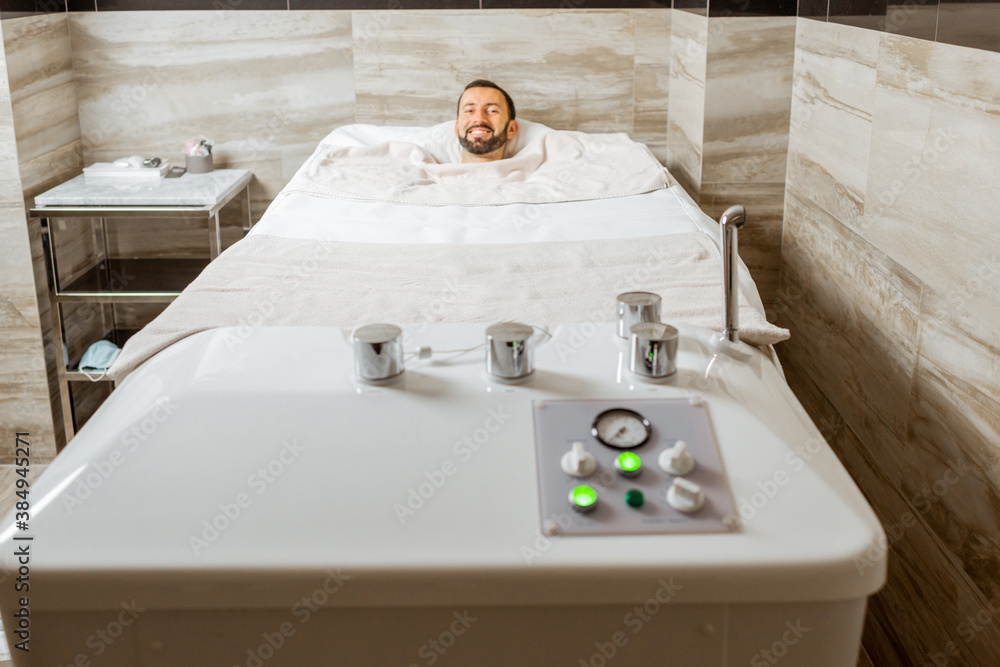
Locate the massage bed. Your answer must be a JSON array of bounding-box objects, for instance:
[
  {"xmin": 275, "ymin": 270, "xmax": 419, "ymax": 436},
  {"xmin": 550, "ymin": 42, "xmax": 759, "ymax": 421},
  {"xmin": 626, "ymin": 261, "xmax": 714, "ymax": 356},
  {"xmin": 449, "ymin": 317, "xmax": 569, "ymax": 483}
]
[{"xmin": 0, "ymin": 121, "xmax": 885, "ymax": 666}]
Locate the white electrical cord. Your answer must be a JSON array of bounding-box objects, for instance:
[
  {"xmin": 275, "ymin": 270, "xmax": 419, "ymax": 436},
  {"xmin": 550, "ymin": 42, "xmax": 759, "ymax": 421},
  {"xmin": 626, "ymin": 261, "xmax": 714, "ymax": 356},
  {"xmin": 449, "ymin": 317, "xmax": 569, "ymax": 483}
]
[{"xmin": 403, "ymin": 324, "xmax": 552, "ymax": 363}]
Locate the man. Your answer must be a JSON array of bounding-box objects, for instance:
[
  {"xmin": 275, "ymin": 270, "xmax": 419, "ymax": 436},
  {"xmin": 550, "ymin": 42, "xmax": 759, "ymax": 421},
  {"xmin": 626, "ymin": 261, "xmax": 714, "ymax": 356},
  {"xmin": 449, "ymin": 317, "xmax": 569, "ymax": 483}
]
[{"xmin": 455, "ymin": 79, "xmax": 519, "ymax": 163}]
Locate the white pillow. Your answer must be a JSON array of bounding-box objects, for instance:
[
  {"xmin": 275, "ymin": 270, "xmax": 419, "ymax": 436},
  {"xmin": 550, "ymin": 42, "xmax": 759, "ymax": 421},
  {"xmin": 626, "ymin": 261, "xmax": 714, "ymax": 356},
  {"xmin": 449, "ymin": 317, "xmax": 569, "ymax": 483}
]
[{"xmin": 317, "ymin": 119, "xmax": 554, "ymax": 164}]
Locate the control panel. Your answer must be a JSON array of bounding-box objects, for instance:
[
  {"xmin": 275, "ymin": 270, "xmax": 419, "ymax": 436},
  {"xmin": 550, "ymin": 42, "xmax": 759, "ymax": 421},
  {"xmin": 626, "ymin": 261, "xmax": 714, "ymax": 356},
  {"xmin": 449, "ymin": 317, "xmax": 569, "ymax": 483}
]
[{"xmin": 532, "ymin": 397, "xmax": 737, "ymax": 536}]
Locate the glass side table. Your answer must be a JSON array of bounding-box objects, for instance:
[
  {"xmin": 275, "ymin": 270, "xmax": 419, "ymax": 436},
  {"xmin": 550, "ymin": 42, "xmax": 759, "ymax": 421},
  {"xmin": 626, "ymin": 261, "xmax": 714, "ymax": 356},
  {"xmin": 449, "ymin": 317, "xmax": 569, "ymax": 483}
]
[{"xmin": 30, "ymin": 168, "xmax": 253, "ymax": 441}]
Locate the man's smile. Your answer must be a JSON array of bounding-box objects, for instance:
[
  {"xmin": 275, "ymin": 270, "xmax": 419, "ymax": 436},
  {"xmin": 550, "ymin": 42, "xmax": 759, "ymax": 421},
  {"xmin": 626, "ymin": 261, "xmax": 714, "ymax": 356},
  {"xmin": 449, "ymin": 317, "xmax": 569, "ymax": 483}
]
[{"xmin": 466, "ymin": 125, "xmax": 494, "ymax": 138}]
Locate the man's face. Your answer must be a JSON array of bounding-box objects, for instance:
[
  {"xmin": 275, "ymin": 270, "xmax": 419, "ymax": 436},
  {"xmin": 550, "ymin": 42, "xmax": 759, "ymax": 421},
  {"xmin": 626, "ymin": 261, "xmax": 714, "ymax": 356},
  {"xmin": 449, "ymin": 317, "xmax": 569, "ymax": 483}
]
[{"xmin": 455, "ymin": 87, "xmax": 516, "ymax": 158}]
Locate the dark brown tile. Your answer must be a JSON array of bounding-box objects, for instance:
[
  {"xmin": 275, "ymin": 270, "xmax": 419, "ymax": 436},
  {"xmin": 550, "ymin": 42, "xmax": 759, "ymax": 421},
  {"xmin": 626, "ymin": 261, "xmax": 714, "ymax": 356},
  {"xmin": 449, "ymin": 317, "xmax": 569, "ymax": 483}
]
[
  {"xmin": 0, "ymin": 0, "xmax": 64, "ymax": 17},
  {"xmin": 829, "ymin": 0, "xmax": 887, "ymax": 29},
  {"xmin": 298, "ymin": 0, "xmax": 475, "ymax": 7},
  {"xmin": 97, "ymin": 0, "xmax": 285, "ymax": 9},
  {"xmin": 709, "ymin": 0, "xmax": 795, "ymax": 16},
  {"xmin": 882, "ymin": 0, "xmax": 938, "ymax": 40},
  {"xmin": 484, "ymin": 0, "xmax": 666, "ymax": 6},
  {"xmin": 937, "ymin": 0, "xmax": 1000, "ymax": 54},
  {"xmin": 798, "ymin": 0, "xmax": 828, "ymax": 18},
  {"xmin": 673, "ymin": 0, "xmax": 707, "ymax": 15}
]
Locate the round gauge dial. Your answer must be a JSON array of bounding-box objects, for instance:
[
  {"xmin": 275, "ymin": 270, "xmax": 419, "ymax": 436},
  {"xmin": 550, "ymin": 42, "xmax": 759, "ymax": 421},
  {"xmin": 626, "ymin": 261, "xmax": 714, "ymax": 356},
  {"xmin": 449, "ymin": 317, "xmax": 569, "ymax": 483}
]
[{"xmin": 591, "ymin": 408, "xmax": 651, "ymax": 449}]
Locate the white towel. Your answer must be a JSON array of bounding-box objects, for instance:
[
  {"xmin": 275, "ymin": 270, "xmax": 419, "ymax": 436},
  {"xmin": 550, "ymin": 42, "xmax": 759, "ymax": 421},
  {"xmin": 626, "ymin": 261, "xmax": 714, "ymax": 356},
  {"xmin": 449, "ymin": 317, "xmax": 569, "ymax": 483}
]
[{"xmin": 109, "ymin": 232, "xmax": 788, "ymax": 380}]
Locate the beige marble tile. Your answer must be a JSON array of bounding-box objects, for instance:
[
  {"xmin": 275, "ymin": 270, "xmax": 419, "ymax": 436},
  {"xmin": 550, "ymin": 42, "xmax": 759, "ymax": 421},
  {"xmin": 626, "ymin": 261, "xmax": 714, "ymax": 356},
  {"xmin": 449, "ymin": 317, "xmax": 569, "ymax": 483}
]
[
  {"xmin": 2, "ymin": 14, "xmax": 85, "ymax": 455},
  {"xmin": 903, "ymin": 287, "xmax": 1000, "ymax": 604},
  {"xmin": 0, "ymin": 49, "xmax": 23, "ymax": 203},
  {"xmin": 632, "ymin": 9, "xmax": 670, "ymax": 162},
  {"xmin": 784, "ymin": 365, "xmax": 1000, "ymax": 667},
  {"xmin": 19, "ymin": 139, "xmax": 83, "ymax": 205},
  {"xmin": 219, "ymin": 149, "xmax": 287, "ymax": 222},
  {"xmin": 785, "ymin": 19, "xmax": 878, "ymax": 230},
  {"xmin": 0, "ymin": 328, "xmax": 57, "ymax": 465},
  {"xmin": 634, "ymin": 63, "xmax": 669, "ymax": 164},
  {"xmin": 666, "ymin": 9, "xmax": 707, "ymax": 197},
  {"xmin": 0, "ymin": 207, "xmax": 38, "ymax": 326},
  {"xmin": 863, "ymin": 34, "xmax": 1000, "ymax": 334},
  {"xmin": 699, "ymin": 181, "xmax": 784, "ymax": 310},
  {"xmin": 353, "ymin": 10, "xmax": 635, "ymax": 134},
  {"xmin": 70, "ymin": 11, "xmax": 354, "ymax": 204},
  {"xmin": 703, "ymin": 17, "xmax": 795, "ymax": 184},
  {"xmin": 2, "ymin": 14, "xmax": 82, "ymax": 199},
  {"xmin": 634, "ymin": 8, "xmax": 670, "ymax": 66},
  {"xmin": 778, "ymin": 191, "xmax": 921, "ymax": 487}
]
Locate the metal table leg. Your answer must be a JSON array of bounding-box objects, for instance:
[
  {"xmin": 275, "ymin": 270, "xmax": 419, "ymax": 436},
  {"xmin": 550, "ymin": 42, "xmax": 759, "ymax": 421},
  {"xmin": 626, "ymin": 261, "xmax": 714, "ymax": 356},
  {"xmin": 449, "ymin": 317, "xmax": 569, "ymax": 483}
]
[
  {"xmin": 209, "ymin": 211, "xmax": 222, "ymax": 259},
  {"xmin": 243, "ymin": 184, "xmax": 253, "ymax": 234},
  {"xmin": 47, "ymin": 222, "xmax": 76, "ymax": 441},
  {"xmin": 53, "ymin": 301, "xmax": 76, "ymax": 442}
]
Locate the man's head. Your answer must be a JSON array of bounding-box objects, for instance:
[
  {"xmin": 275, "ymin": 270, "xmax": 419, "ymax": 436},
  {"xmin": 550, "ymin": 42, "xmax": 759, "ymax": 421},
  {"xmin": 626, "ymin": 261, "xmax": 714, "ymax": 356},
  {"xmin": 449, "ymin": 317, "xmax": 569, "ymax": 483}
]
[{"xmin": 455, "ymin": 80, "xmax": 519, "ymax": 163}]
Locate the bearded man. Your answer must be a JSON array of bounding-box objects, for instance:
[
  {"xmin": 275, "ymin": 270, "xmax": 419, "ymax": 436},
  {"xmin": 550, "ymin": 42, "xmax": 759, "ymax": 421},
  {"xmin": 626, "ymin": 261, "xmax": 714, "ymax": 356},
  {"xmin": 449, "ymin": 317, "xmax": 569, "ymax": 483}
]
[{"xmin": 454, "ymin": 79, "xmax": 519, "ymax": 163}]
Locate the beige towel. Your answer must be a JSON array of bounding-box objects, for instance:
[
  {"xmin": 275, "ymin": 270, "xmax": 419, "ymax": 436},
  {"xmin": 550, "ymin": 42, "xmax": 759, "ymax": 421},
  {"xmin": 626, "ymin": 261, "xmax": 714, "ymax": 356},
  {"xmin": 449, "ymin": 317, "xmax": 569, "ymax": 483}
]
[
  {"xmin": 109, "ymin": 232, "xmax": 789, "ymax": 380},
  {"xmin": 284, "ymin": 131, "xmax": 676, "ymax": 206}
]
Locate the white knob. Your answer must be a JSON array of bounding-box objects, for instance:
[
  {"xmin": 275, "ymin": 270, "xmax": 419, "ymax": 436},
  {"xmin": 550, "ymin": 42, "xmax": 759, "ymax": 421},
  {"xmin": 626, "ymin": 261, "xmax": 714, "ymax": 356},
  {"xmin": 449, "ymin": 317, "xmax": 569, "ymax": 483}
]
[
  {"xmin": 666, "ymin": 477, "xmax": 705, "ymax": 513},
  {"xmin": 658, "ymin": 440, "xmax": 695, "ymax": 476},
  {"xmin": 561, "ymin": 441, "xmax": 597, "ymax": 478}
]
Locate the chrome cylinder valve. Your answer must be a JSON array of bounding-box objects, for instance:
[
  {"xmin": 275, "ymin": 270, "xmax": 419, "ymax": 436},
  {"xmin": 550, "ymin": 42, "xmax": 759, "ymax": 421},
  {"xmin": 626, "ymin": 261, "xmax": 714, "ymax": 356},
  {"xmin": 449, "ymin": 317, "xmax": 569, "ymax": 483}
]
[
  {"xmin": 352, "ymin": 323, "xmax": 404, "ymax": 383},
  {"xmin": 616, "ymin": 292, "xmax": 662, "ymax": 339},
  {"xmin": 486, "ymin": 322, "xmax": 535, "ymax": 380},
  {"xmin": 629, "ymin": 322, "xmax": 679, "ymax": 380}
]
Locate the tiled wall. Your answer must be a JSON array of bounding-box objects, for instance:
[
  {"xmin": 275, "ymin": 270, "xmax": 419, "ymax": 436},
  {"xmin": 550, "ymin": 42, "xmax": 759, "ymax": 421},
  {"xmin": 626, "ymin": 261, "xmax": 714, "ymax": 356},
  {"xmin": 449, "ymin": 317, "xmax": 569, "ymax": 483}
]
[
  {"xmin": 3, "ymin": 0, "xmax": 999, "ymax": 52},
  {"xmin": 779, "ymin": 17, "xmax": 1000, "ymax": 665},
  {"xmin": 0, "ymin": 16, "xmax": 62, "ymax": 465},
  {"xmin": 667, "ymin": 10, "xmax": 794, "ymax": 312},
  {"xmin": 70, "ymin": 10, "xmax": 355, "ymax": 226}
]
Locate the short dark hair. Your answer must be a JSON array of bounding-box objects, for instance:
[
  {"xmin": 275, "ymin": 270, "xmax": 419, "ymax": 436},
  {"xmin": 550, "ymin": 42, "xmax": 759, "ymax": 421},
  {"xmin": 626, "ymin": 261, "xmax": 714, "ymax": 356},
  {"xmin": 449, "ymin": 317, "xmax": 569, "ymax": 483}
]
[{"xmin": 456, "ymin": 79, "xmax": 516, "ymax": 121}]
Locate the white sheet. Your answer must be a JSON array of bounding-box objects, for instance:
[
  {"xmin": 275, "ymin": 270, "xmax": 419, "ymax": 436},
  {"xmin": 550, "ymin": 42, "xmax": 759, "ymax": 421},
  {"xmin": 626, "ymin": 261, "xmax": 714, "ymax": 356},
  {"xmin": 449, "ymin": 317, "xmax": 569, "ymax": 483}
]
[
  {"xmin": 251, "ymin": 184, "xmax": 766, "ymax": 314},
  {"xmin": 252, "ymin": 187, "xmax": 700, "ymax": 243}
]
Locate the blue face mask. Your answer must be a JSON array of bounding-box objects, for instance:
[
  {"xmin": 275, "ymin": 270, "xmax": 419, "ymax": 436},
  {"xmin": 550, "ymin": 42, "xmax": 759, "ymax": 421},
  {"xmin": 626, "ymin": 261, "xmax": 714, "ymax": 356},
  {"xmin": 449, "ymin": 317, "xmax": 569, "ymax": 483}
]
[{"xmin": 79, "ymin": 340, "xmax": 121, "ymax": 375}]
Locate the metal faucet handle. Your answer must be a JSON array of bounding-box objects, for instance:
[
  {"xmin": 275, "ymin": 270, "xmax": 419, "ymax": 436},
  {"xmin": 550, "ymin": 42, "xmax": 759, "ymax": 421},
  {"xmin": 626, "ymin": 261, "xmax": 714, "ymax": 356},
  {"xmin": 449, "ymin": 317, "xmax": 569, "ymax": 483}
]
[
  {"xmin": 719, "ymin": 205, "xmax": 746, "ymax": 229},
  {"xmin": 486, "ymin": 322, "xmax": 535, "ymax": 380},
  {"xmin": 616, "ymin": 291, "xmax": 662, "ymax": 339},
  {"xmin": 352, "ymin": 323, "xmax": 404, "ymax": 383},
  {"xmin": 629, "ymin": 322, "xmax": 679, "ymax": 380}
]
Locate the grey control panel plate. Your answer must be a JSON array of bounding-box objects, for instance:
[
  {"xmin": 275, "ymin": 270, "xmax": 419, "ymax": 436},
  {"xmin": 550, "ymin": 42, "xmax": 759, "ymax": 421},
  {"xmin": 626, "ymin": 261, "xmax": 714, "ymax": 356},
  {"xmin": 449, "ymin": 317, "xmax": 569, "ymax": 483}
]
[{"xmin": 532, "ymin": 398, "xmax": 736, "ymax": 536}]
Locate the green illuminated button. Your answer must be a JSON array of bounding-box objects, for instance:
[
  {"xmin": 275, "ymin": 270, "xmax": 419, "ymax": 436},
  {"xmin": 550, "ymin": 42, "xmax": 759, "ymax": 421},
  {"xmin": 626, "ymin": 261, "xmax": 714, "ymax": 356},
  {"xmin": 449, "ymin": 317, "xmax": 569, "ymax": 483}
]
[
  {"xmin": 625, "ymin": 489, "xmax": 644, "ymax": 508},
  {"xmin": 614, "ymin": 452, "xmax": 643, "ymax": 478},
  {"xmin": 569, "ymin": 485, "xmax": 599, "ymax": 513}
]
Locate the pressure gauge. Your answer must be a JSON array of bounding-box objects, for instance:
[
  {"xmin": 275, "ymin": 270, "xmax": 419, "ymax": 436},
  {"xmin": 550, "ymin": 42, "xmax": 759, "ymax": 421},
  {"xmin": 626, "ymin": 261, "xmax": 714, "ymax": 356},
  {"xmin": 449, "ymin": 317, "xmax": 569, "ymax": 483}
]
[{"xmin": 591, "ymin": 408, "xmax": 651, "ymax": 449}]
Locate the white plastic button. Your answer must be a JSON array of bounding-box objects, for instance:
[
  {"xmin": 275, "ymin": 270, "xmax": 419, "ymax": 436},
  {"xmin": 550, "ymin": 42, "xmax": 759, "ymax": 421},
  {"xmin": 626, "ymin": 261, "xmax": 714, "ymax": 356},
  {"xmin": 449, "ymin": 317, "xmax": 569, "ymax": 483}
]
[
  {"xmin": 666, "ymin": 477, "xmax": 705, "ymax": 513},
  {"xmin": 658, "ymin": 440, "xmax": 695, "ymax": 476},
  {"xmin": 561, "ymin": 441, "xmax": 597, "ymax": 478}
]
